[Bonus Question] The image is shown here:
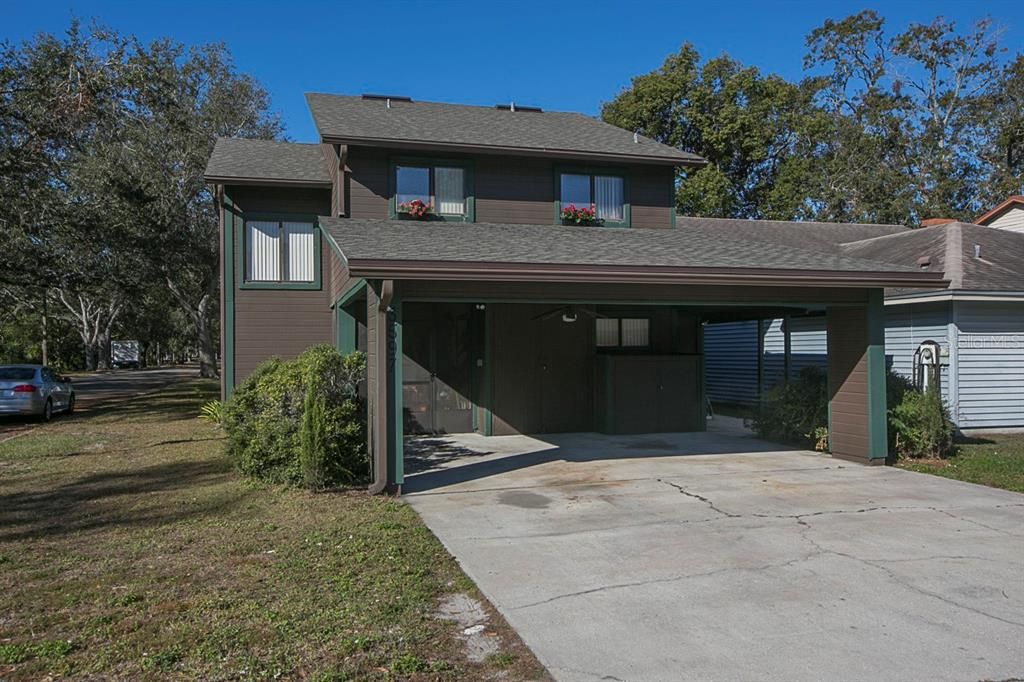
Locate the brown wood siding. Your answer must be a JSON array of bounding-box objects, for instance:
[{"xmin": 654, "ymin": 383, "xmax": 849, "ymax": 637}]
[
  {"xmin": 344, "ymin": 147, "xmax": 674, "ymax": 228},
  {"xmin": 629, "ymin": 165, "xmax": 675, "ymax": 228},
  {"xmin": 226, "ymin": 185, "xmax": 334, "ymax": 386},
  {"xmin": 475, "ymin": 156, "xmax": 554, "ymax": 224},
  {"xmin": 827, "ymin": 306, "xmax": 870, "ymax": 462},
  {"xmin": 348, "ymin": 147, "xmax": 390, "ymax": 218},
  {"xmin": 328, "ymin": 246, "xmax": 351, "ymax": 305}
]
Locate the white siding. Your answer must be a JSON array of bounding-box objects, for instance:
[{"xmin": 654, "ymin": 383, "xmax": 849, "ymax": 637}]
[
  {"xmin": 985, "ymin": 206, "xmax": 1024, "ymax": 233},
  {"xmin": 884, "ymin": 303, "xmax": 951, "ymax": 407},
  {"xmin": 956, "ymin": 302, "xmax": 1024, "ymax": 428}
]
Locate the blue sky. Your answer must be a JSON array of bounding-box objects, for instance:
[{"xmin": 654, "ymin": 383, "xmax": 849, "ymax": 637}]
[{"xmin": 6, "ymin": 0, "xmax": 1021, "ymax": 142}]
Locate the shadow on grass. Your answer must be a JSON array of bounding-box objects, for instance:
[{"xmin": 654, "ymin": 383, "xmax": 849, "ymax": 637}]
[{"xmin": 0, "ymin": 456, "xmax": 241, "ymax": 542}]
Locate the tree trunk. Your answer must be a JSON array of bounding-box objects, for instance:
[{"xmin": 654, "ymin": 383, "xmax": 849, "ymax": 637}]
[
  {"xmin": 84, "ymin": 343, "xmax": 99, "ymax": 371},
  {"xmin": 196, "ymin": 293, "xmax": 218, "ymax": 378},
  {"xmin": 97, "ymin": 331, "xmax": 112, "ymax": 370}
]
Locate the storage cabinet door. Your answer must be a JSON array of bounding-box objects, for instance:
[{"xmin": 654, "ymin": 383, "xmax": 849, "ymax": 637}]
[{"xmin": 657, "ymin": 357, "xmax": 701, "ymax": 432}]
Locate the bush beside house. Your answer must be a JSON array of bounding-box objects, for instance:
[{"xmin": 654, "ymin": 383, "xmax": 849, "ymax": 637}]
[
  {"xmin": 751, "ymin": 366, "xmax": 955, "ymax": 459},
  {"xmin": 223, "ymin": 345, "xmax": 367, "ymax": 489}
]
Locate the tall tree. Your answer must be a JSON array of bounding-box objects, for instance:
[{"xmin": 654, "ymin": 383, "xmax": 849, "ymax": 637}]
[
  {"xmin": 99, "ymin": 37, "xmax": 282, "ymax": 378},
  {"xmin": 805, "ymin": 11, "xmax": 1012, "ymax": 222},
  {"xmin": 602, "ymin": 45, "xmax": 821, "ymax": 219}
]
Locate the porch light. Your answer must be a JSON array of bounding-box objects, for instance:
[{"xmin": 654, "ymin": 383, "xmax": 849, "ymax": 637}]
[{"xmin": 562, "ymin": 311, "xmax": 578, "ymax": 323}]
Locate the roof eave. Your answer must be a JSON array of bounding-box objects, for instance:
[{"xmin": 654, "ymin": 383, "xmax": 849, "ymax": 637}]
[
  {"xmin": 204, "ymin": 175, "xmax": 333, "ymax": 188},
  {"xmin": 975, "ymin": 195, "xmax": 1024, "ymax": 224},
  {"xmin": 318, "ymin": 134, "xmax": 705, "ymax": 167},
  {"xmin": 343, "ymin": 258, "xmax": 949, "ymax": 289}
]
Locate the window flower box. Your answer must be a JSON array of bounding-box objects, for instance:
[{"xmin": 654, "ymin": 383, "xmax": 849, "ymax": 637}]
[
  {"xmin": 397, "ymin": 199, "xmax": 433, "ymax": 220},
  {"xmin": 560, "ymin": 203, "xmax": 599, "ymax": 226}
]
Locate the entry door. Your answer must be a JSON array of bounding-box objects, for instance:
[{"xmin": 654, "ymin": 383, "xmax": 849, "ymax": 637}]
[{"xmin": 401, "ymin": 304, "xmax": 475, "ymax": 434}]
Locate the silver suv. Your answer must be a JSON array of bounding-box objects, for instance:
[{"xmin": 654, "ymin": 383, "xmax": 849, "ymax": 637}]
[{"xmin": 0, "ymin": 365, "xmax": 75, "ymax": 421}]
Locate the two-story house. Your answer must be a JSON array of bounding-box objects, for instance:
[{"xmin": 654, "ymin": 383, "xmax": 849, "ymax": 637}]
[{"xmin": 204, "ymin": 93, "xmax": 945, "ymax": 493}]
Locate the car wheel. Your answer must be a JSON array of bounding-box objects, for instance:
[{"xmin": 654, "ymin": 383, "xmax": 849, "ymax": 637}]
[
  {"xmin": 41, "ymin": 399, "xmax": 53, "ymax": 422},
  {"xmin": 66, "ymin": 394, "xmax": 75, "ymax": 414}
]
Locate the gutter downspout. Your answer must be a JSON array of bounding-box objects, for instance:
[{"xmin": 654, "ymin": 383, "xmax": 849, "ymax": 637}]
[{"xmin": 369, "ymin": 279, "xmax": 394, "ymax": 494}]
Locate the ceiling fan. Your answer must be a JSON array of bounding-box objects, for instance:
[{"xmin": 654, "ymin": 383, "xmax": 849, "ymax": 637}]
[{"xmin": 530, "ymin": 305, "xmax": 605, "ymax": 323}]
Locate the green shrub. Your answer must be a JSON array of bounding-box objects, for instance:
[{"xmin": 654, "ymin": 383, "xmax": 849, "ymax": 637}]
[
  {"xmin": 889, "ymin": 385, "xmax": 954, "ymax": 459},
  {"xmin": 751, "ymin": 367, "xmax": 828, "ymax": 449},
  {"xmin": 223, "ymin": 345, "xmax": 367, "ymax": 488}
]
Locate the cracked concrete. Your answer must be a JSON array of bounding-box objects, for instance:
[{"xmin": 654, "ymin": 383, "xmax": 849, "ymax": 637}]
[{"xmin": 405, "ymin": 431, "xmax": 1024, "ymax": 682}]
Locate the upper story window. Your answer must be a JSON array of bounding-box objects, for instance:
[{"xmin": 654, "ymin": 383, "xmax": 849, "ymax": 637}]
[
  {"xmin": 391, "ymin": 160, "xmax": 473, "ymax": 221},
  {"xmin": 557, "ymin": 170, "xmax": 628, "ymax": 227},
  {"xmin": 245, "ymin": 219, "xmax": 316, "ymax": 283}
]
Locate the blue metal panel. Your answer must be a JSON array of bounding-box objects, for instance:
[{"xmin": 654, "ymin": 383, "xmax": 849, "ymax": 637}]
[{"xmin": 703, "ymin": 320, "xmax": 759, "ymax": 404}]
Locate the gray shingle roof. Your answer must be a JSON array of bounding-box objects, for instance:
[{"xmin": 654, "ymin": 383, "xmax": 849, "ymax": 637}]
[
  {"xmin": 319, "ymin": 217, "xmax": 929, "ymax": 275},
  {"xmin": 305, "ymin": 93, "xmax": 704, "ymax": 165},
  {"xmin": 840, "ymin": 222, "xmax": 1024, "ymax": 293},
  {"xmin": 204, "ymin": 138, "xmax": 332, "ymax": 184},
  {"xmin": 676, "ymin": 216, "xmax": 907, "ymax": 249}
]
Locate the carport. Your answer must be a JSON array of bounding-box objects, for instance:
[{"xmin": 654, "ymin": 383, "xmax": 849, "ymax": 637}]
[{"xmin": 319, "ymin": 218, "xmax": 947, "ymax": 494}]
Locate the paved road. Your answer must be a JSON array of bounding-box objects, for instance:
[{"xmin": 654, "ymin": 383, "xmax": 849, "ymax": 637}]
[
  {"xmin": 0, "ymin": 367, "xmax": 197, "ymax": 438},
  {"xmin": 407, "ymin": 431, "xmax": 1024, "ymax": 682}
]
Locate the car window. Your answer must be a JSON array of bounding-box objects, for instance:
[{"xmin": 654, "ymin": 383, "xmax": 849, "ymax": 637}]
[
  {"xmin": 41, "ymin": 368, "xmax": 55, "ymax": 382},
  {"xmin": 0, "ymin": 368, "xmax": 36, "ymax": 381}
]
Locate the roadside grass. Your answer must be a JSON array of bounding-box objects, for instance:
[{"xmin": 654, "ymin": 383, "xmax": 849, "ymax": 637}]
[
  {"xmin": 897, "ymin": 433, "xmax": 1024, "ymax": 493},
  {"xmin": 0, "ymin": 380, "xmax": 547, "ymax": 680}
]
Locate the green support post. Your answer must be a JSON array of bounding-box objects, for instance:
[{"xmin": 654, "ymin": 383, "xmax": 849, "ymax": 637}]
[{"xmin": 865, "ymin": 289, "xmax": 888, "ymax": 461}]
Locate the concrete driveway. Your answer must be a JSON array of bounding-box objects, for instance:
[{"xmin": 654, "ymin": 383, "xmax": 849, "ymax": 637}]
[{"xmin": 405, "ymin": 428, "xmax": 1024, "ymax": 682}]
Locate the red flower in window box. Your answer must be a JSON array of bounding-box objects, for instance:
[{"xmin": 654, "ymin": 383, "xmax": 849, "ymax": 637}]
[
  {"xmin": 398, "ymin": 199, "xmax": 433, "ymax": 219},
  {"xmin": 560, "ymin": 203, "xmax": 598, "ymax": 225}
]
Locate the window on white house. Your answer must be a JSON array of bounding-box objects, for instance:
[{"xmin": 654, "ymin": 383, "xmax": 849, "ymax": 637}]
[
  {"xmin": 245, "ymin": 220, "xmax": 315, "ymax": 283},
  {"xmin": 596, "ymin": 318, "xmax": 650, "ymax": 348}
]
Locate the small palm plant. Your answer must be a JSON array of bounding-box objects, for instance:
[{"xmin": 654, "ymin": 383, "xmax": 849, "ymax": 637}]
[{"xmin": 198, "ymin": 399, "xmax": 224, "ymax": 428}]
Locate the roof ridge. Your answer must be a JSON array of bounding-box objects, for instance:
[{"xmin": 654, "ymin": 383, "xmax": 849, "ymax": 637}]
[
  {"xmin": 304, "ymin": 91, "xmax": 578, "ymax": 116},
  {"xmin": 838, "ymin": 224, "xmax": 939, "ymax": 247},
  {"xmin": 944, "ymin": 221, "xmax": 964, "ymax": 289},
  {"xmin": 677, "ymin": 215, "xmax": 906, "ymax": 231}
]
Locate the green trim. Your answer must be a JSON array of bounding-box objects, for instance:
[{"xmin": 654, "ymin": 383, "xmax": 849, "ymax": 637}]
[
  {"xmin": 333, "ymin": 278, "xmax": 367, "ymax": 308},
  {"xmin": 223, "ymin": 193, "xmax": 236, "ymax": 399},
  {"xmin": 236, "ymin": 212, "xmax": 323, "ymax": 291},
  {"xmin": 865, "ymin": 289, "xmax": 888, "ymax": 460},
  {"xmin": 554, "ymin": 165, "xmax": 631, "ymax": 228},
  {"xmin": 387, "ymin": 294, "xmax": 404, "ymax": 485},
  {"xmin": 335, "ymin": 306, "xmax": 356, "ymax": 354},
  {"xmin": 388, "ymin": 156, "xmax": 475, "ymax": 222},
  {"xmin": 333, "ymin": 279, "xmax": 366, "ymax": 355}
]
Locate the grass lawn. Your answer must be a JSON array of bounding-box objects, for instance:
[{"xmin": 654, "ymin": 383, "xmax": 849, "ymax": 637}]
[
  {"xmin": 0, "ymin": 380, "xmax": 547, "ymax": 680},
  {"xmin": 897, "ymin": 433, "xmax": 1024, "ymax": 493}
]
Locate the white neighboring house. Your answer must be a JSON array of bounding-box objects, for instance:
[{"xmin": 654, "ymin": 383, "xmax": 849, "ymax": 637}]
[
  {"xmin": 703, "ymin": 219, "xmax": 1024, "ymax": 432},
  {"xmin": 977, "ymin": 195, "xmax": 1024, "ymax": 233}
]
